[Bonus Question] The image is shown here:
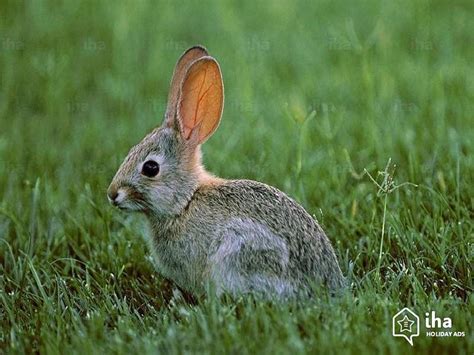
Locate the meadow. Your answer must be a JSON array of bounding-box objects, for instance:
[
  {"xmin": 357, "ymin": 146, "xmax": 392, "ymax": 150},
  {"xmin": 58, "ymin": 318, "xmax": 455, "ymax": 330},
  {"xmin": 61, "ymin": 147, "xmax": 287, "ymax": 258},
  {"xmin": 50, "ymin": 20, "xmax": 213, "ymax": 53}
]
[{"xmin": 0, "ymin": 0, "xmax": 472, "ymax": 353}]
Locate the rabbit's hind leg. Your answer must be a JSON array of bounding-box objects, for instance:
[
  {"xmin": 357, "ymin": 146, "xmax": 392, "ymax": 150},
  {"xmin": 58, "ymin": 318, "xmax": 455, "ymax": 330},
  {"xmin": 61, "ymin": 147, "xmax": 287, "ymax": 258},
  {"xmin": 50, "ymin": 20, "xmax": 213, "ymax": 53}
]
[
  {"xmin": 208, "ymin": 222, "xmax": 295, "ymax": 299},
  {"xmin": 208, "ymin": 252, "xmax": 295, "ymax": 299}
]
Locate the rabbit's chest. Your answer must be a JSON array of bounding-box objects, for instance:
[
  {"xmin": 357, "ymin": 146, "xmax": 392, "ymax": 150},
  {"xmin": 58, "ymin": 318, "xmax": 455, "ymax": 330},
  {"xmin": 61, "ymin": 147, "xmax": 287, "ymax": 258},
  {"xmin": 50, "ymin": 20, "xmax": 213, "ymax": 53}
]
[{"xmin": 152, "ymin": 236, "xmax": 206, "ymax": 292}]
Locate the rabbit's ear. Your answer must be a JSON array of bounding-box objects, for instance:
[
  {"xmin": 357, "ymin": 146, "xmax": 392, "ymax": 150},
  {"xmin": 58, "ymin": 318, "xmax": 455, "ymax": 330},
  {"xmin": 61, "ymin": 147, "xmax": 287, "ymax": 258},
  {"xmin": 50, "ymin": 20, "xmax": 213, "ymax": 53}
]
[
  {"xmin": 177, "ymin": 56, "xmax": 224, "ymax": 144},
  {"xmin": 164, "ymin": 46, "xmax": 209, "ymax": 126}
]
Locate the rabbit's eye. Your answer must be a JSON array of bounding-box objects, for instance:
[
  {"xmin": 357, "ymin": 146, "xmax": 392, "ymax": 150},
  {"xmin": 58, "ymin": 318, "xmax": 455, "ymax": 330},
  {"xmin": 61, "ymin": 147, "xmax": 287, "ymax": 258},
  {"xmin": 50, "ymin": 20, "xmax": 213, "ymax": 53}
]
[{"xmin": 142, "ymin": 160, "xmax": 160, "ymax": 177}]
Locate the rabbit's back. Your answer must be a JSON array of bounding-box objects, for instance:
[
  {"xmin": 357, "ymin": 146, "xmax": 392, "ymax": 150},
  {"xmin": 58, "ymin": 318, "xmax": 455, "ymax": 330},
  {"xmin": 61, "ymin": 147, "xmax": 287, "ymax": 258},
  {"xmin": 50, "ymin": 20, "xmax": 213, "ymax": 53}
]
[{"xmin": 196, "ymin": 180, "xmax": 345, "ymax": 289}]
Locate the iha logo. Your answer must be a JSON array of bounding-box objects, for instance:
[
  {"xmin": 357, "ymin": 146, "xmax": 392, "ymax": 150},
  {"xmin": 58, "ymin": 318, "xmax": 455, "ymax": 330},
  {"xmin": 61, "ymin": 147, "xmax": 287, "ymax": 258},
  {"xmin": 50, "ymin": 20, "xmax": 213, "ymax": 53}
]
[
  {"xmin": 425, "ymin": 312, "xmax": 465, "ymax": 338},
  {"xmin": 393, "ymin": 308, "xmax": 466, "ymax": 346},
  {"xmin": 392, "ymin": 308, "xmax": 419, "ymax": 346}
]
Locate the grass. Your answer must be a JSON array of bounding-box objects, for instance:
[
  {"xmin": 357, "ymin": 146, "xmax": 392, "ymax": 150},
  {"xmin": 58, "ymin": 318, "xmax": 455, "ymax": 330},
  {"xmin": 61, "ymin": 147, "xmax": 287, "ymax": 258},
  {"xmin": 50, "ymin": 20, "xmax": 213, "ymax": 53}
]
[{"xmin": 0, "ymin": 0, "xmax": 472, "ymax": 353}]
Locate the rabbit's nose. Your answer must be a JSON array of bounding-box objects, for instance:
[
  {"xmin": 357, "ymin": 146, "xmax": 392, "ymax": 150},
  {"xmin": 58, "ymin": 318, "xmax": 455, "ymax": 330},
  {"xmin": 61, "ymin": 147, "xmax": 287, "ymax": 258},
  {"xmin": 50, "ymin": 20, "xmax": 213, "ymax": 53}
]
[{"xmin": 107, "ymin": 187, "xmax": 119, "ymax": 204}]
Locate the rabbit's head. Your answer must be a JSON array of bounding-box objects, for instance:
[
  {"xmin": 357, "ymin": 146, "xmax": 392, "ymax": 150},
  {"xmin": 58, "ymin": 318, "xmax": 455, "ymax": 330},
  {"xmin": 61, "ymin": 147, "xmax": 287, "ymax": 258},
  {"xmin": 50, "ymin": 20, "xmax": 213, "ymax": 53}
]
[{"xmin": 107, "ymin": 46, "xmax": 224, "ymax": 216}]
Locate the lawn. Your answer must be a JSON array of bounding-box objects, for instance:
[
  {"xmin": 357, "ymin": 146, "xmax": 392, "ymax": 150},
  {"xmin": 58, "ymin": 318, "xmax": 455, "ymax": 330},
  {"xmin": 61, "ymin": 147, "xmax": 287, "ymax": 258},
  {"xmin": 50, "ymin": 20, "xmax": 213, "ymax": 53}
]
[{"xmin": 0, "ymin": 0, "xmax": 472, "ymax": 353}]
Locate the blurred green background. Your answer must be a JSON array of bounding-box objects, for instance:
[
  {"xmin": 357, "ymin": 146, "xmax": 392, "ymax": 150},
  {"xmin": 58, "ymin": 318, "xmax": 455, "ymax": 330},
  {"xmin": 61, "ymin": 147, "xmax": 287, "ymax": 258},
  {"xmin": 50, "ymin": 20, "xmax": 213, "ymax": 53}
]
[{"xmin": 0, "ymin": 0, "xmax": 472, "ymax": 353}]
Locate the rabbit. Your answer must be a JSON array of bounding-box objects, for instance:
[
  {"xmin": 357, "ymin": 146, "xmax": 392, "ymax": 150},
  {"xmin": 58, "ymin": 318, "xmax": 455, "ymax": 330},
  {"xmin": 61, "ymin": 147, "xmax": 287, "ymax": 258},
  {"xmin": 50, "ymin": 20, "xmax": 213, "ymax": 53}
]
[{"xmin": 107, "ymin": 45, "xmax": 346, "ymax": 299}]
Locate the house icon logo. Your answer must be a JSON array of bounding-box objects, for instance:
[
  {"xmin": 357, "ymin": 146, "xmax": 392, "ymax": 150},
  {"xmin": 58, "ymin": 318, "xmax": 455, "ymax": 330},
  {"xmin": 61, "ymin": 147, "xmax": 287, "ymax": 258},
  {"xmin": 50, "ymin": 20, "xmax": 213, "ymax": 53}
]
[{"xmin": 392, "ymin": 307, "xmax": 420, "ymax": 346}]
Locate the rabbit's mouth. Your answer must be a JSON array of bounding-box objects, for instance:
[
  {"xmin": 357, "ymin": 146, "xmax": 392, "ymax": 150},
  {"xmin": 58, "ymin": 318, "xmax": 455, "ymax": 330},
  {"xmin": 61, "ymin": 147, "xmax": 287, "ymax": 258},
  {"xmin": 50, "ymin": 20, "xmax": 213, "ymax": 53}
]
[
  {"xmin": 113, "ymin": 199, "xmax": 145, "ymax": 212},
  {"xmin": 108, "ymin": 187, "xmax": 146, "ymax": 212}
]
